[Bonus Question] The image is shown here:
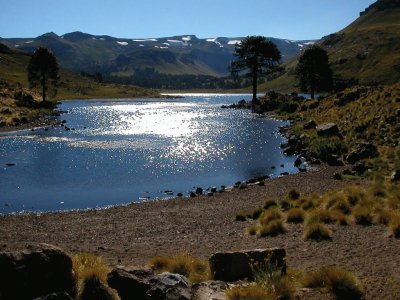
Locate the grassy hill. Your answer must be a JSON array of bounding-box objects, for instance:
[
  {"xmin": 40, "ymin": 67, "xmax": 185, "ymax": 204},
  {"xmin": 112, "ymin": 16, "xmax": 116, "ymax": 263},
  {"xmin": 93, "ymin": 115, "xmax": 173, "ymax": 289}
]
[
  {"xmin": 0, "ymin": 43, "xmax": 158, "ymax": 100},
  {"xmin": 260, "ymin": 0, "xmax": 400, "ymax": 92}
]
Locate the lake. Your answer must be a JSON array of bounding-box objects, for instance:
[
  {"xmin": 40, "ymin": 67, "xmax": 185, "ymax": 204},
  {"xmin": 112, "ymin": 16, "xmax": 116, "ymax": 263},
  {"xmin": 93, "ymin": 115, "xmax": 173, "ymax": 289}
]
[{"xmin": 0, "ymin": 94, "xmax": 301, "ymax": 213}]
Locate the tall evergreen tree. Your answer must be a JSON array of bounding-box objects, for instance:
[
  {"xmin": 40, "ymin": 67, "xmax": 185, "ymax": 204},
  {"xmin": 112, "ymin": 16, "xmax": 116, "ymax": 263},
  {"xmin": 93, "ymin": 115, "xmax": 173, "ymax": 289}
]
[
  {"xmin": 27, "ymin": 47, "xmax": 59, "ymax": 102},
  {"xmin": 295, "ymin": 45, "xmax": 333, "ymax": 99},
  {"xmin": 230, "ymin": 36, "xmax": 281, "ymax": 102}
]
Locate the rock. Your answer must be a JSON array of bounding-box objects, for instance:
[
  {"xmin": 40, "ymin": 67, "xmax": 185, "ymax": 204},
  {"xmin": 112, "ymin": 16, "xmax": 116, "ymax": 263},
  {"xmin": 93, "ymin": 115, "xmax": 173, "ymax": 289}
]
[
  {"xmin": 207, "ymin": 192, "xmax": 214, "ymax": 197},
  {"xmin": 303, "ymin": 120, "xmax": 317, "ymax": 129},
  {"xmin": 346, "ymin": 143, "xmax": 378, "ymax": 164},
  {"xmin": 146, "ymin": 272, "xmax": 190, "ymax": 300},
  {"xmin": 164, "ymin": 190, "xmax": 174, "ymax": 195},
  {"xmin": 0, "ymin": 243, "xmax": 75, "ymax": 300},
  {"xmin": 210, "ymin": 187, "xmax": 217, "ymax": 193},
  {"xmin": 316, "ymin": 123, "xmax": 341, "ymax": 137},
  {"xmin": 177, "ymin": 193, "xmax": 183, "ymax": 197},
  {"xmin": 33, "ymin": 292, "xmax": 73, "ymax": 300},
  {"xmin": 209, "ymin": 248, "xmax": 286, "ymax": 282},
  {"xmin": 280, "ymin": 172, "xmax": 289, "ymax": 176},
  {"xmin": 189, "ymin": 192, "xmax": 197, "ymax": 198},
  {"xmin": 333, "ymin": 173, "xmax": 342, "ymax": 180},
  {"xmin": 195, "ymin": 187, "xmax": 203, "ymax": 195},
  {"xmin": 294, "ymin": 158, "xmax": 302, "ymax": 167},
  {"xmin": 352, "ymin": 161, "xmax": 372, "ymax": 175},
  {"xmin": 390, "ymin": 170, "xmax": 400, "ymax": 182},
  {"xmin": 233, "ymin": 181, "xmax": 241, "ymax": 188},
  {"xmin": 239, "ymin": 182, "xmax": 247, "ymax": 189},
  {"xmin": 107, "ymin": 266, "xmax": 153, "ymax": 300},
  {"xmin": 326, "ymin": 154, "xmax": 344, "ymax": 166},
  {"xmin": 191, "ymin": 281, "xmax": 228, "ymax": 300},
  {"xmin": 5, "ymin": 163, "xmax": 15, "ymax": 166}
]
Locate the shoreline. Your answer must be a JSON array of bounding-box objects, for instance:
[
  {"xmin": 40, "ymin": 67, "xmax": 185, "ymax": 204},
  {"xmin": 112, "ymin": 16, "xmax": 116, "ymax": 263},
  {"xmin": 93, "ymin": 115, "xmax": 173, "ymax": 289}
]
[{"xmin": 2, "ymin": 165, "xmax": 396, "ymax": 300}]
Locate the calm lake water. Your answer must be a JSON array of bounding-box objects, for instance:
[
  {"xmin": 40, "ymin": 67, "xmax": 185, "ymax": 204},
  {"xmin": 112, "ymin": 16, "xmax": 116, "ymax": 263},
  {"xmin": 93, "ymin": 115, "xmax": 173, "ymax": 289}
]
[{"xmin": 0, "ymin": 94, "xmax": 301, "ymax": 213}]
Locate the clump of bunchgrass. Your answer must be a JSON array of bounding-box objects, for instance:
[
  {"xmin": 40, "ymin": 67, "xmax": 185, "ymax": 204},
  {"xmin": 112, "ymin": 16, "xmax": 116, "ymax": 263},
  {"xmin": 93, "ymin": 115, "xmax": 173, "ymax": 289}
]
[
  {"xmin": 235, "ymin": 212, "xmax": 247, "ymax": 222},
  {"xmin": 264, "ymin": 199, "xmax": 278, "ymax": 210},
  {"xmin": 72, "ymin": 253, "xmax": 119, "ymax": 300},
  {"xmin": 303, "ymin": 266, "xmax": 363, "ymax": 300},
  {"xmin": 226, "ymin": 284, "xmax": 268, "ymax": 300},
  {"xmin": 388, "ymin": 211, "xmax": 400, "ymax": 238},
  {"xmin": 148, "ymin": 254, "xmax": 210, "ymax": 284},
  {"xmin": 286, "ymin": 208, "xmax": 305, "ymax": 223},
  {"xmin": 303, "ymin": 217, "xmax": 332, "ymax": 241},
  {"xmin": 352, "ymin": 205, "xmax": 374, "ymax": 225},
  {"xmin": 259, "ymin": 208, "xmax": 283, "ymax": 225},
  {"xmin": 280, "ymin": 199, "xmax": 292, "ymax": 211},
  {"xmin": 288, "ymin": 189, "xmax": 300, "ymax": 201},
  {"xmin": 258, "ymin": 220, "xmax": 286, "ymax": 237},
  {"xmin": 250, "ymin": 207, "xmax": 264, "ymax": 220}
]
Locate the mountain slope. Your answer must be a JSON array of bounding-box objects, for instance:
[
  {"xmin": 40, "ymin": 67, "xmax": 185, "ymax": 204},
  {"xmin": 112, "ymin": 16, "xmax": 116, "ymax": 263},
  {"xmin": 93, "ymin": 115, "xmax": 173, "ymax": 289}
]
[
  {"xmin": 1, "ymin": 33, "xmax": 315, "ymax": 79},
  {"xmin": 260, "ymin": 0, "xmax": 400, "ymax": 92},
  {"xmin": 0, "ymin": 42, "xmax": 158, "ymax": 100}
]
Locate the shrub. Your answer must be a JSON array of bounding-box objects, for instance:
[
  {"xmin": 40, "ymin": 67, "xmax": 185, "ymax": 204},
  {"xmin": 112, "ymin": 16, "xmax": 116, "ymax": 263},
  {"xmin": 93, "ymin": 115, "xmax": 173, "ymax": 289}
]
[
  {"xmin": 148, "ymin": 254, "xmax": 210, "ymax": 284},
  {"xmin": 352, "ymin": 205, "xmax": 373, "ymax": 225},
  {"xmin": 72, "ymin": 253, "xmax": 118, "ymax": 300},
  {"xmin": 235, "ymin": 212, "xmax": 247, "ymax": 222},
  {"xmin": 72, "ymin": 253, "xmax": 111, "ymax": 284},
  {"xmin": 286, "ymin": 208, "xmax": 305, "ymax": 223},
  {"xmin": 280, "ymin": 199, "xmax": 292, "ymax": 211},
  {"xmin": 329, "ymin": 210, "xmax": 349, "ymax": 225},
  {"xmin": 259, "ymin": 208, "xmax": 283, "ymax": 225},
  {"xmin": 248, "ymin": 224, "xmax": 258, "ymax": 236},
  {"xmin": 226, "ymin": 285, "xmax": 269, "ymax": 300},
  {"xmin": 303, "ymin": 266, "xmax": 363, "ymax": 300},
  {"xmin": 307, "ymin": 209, "xmax": 335, "ymax": 224},
  {"xmin": 309, "ymin": 137, "xmax": 348, "ymax": 161},
  {"xmin": 264, "ymin": 199, "xmax": 278, "ymax": 210},
  {"xmin": 373, "ymin": 207, "xmax": 392, "ymax": 225},
  {"xmin": 258, "ymin": 220, "xmax": 286, "ymax": 237},
  {"xmin": 303, "ymin": 222, "xmax": 332, "ymax": 241},
  {"xmin": 388, "ymin": 212, "xmax": 400, "ymax": 238},
  {"xmin": 250, "ymin": 207, "xmax": 263, "ymax": 220},
  {"xmin": 288, "ymin": 189, "xmax": 300, "ymax": 200}
]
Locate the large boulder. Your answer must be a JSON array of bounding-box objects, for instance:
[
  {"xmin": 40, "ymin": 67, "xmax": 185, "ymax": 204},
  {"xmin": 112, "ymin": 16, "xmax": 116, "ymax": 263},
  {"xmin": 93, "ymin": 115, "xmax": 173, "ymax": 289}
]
[
  {"xmin": 146, "ymin": 272, "xmax": 190, "ymax": 300},
  {"xmin": 316, "ymin": 123, "xmax": 341, "ymax": 137},
  {"xmin": 0, "ymin": 244, "xmax": 75, "ymax": 300},
  {"xmin": 191, "ymin": 281, "xmax": 228, "ymax": 300},
  {"xmin": 209, "ymin": 248, "xmax": 286, "ymax": 282},
  {"xmin": 107, "ymin": 266, "xmax": 154, "ymax": 300},
  {"xmin": 346, "ymin": 143, "xmax": 379, "ymax": 164}
]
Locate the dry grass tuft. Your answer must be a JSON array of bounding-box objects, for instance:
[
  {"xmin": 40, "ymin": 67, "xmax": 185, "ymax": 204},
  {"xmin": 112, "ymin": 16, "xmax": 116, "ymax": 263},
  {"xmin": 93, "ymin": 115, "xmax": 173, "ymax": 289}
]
[
  {"xmin": 303, "ymin": 221, "xmax": 332, "ymax": 241},
  {"xmin": 72, "ymin": 253, "xmax": 119, "ymax": 300},
  {"xmin": 148, "ymin": 254, "xmax": 210, "ymax": 284},
  {"xmin": 258, "ymin": 220, "xmax": 286, "ymax": 237},
  {"xmin": 259, "ymin": 208, "xmax": 283, "ymax": 225},
  {"xmin": 226, "ymin": 284, "xmax": 269, "ymax": 300},
  {"xmin": 303, "ymin": 266, "xmax": 363, "ymax": 300},
  {"xmin": 264, "ymin": 199, "xmax": 278, "ymax": 210},
  {"xmin": 286, "ymin": 208, "xmax": 305, "ymax": 223}
]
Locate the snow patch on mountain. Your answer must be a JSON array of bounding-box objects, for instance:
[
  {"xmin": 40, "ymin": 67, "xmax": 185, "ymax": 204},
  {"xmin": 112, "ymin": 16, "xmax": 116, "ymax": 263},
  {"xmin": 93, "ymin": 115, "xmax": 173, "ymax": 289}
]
[{"xmin": 117, "ymin": 41, "xmax": 128, "ymax": 46}]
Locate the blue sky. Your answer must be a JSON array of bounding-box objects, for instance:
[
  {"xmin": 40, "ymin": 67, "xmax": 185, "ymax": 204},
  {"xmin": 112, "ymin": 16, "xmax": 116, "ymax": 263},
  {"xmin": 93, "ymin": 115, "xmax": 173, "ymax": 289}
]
[{"xmin": 1, "ymin": 0, "xmax": 376, "ymax": 40}]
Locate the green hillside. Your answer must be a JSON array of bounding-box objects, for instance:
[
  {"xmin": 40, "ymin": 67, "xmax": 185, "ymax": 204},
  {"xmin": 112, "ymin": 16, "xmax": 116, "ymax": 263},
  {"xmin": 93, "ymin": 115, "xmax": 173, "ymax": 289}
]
[
  {"xmin": 0, "ymin": 43, "xmax": 158, "ymax": 100},
  {"xmin": 260, "ymin": 0, "xmax": 400, "ymax": 92}
]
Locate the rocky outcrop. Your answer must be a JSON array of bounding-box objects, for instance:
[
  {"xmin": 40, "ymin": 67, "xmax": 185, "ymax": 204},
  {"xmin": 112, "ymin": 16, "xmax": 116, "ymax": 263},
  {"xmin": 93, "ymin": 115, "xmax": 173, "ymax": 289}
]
[
  {"xmin": 107, "ymin": 267, "xmax": 154, "ymax": 300},
  {"xmin": 346, "ymin": 143, "xmax": 378, "ymax": 164},
  {"xmin": 146, "ymin": 272, "xmax": 191, "ymax": 300},
  {"xmin": 316, "ymin": 123, "xmax": 341, "ymax": 137},
  {"xmin": 209, "ymin": 248, "xmax": 286, "ymax": 282},
  {"xmin": 0, "ymin": 243, "xmax": 75, "ymax": 300}
]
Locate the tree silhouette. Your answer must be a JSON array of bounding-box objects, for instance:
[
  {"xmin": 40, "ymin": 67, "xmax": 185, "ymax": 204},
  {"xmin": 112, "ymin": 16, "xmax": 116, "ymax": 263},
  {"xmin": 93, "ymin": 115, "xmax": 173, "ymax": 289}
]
[
  {"xmin": 230, "ymin": 36, "xmax": 281, "ymax": 102},
  {"xmin": 28, "ymin": 47, "xmax": 59, "ymax": 102},
  {"xmin": 295, "ymin": 45, "xmax": 332, "ymax": 99}
]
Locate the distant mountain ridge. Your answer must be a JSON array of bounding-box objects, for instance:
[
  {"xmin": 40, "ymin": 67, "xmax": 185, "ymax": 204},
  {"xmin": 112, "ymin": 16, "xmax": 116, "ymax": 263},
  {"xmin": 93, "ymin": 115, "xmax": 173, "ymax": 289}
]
[{"xmin": 0, "ymin": 32, "xmax": 315, "ymax": 79}]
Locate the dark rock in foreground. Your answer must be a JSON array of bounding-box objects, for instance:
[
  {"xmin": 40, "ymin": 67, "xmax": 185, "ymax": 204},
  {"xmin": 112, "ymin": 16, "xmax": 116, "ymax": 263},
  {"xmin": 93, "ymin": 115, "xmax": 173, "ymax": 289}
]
[
  {"xmin": 147, "ymin": 272, "xmax": 190, "ymax": 300},
  {"xmin": 0, "ymin": 243, "xmax": 75, "ymax": 300},
  {"xmin": 346, "ymin": 142, "xmax": 378, "ymax": 164},
  {"xmin": 209, "ymin": 248, "xmax": 286, "ymax": 282}
]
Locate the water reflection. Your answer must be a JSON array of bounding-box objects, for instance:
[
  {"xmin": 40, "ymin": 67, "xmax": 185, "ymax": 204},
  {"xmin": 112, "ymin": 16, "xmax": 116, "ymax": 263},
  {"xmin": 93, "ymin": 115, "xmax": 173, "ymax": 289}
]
[{"xmin": 0, "ymin": 94, "xmax": 299, "ymax": 213}]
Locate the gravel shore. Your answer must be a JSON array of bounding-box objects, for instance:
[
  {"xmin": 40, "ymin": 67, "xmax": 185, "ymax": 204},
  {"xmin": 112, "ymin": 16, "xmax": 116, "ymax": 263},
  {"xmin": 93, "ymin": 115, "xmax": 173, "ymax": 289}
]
[{"xmin": 0, "ymin": 165, "xmax": 398, "ymax": 299}]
